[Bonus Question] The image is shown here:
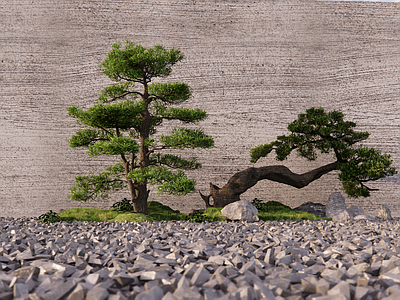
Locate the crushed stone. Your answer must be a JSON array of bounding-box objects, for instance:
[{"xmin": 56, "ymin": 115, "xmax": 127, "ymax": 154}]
[{"xmin": 1, "ymin": 217, "xmax": 400, "ymax": 299}]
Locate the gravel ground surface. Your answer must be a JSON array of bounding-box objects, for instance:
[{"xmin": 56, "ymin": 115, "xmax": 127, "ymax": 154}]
[{"xmin": 1, "ymin": 217, "xmax": 400, "ymax": 300}]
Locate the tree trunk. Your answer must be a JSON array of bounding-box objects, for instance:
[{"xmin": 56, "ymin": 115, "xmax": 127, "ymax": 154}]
[
  {"xmin": 199, "ymin": 161, "xmax": 338, "ymax": 208},
  {"xmin": 132, "ymin": 183, "xmax": 150, "ymax": 215},
  {"xmin": 126, "ymin": 178, "xmax": 150, "ymax": 215},
  {"xmin": 133, "ymin": 100, "xmax": 152, "ymax": 215}
]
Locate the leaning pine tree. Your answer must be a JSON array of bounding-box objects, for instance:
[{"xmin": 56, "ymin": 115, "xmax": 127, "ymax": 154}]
[
  {"xmin": 200, "ymin": 107, "xmax": 397, "ymax": 207},
  {"xmin": 68, "ymin": 41, "xmax": 214, "ymax": 215}
]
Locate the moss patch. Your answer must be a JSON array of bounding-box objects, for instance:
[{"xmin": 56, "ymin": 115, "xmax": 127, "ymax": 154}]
[{"xmin": 44, "ymin": 199, "xmax": 328, "ymax": 223}]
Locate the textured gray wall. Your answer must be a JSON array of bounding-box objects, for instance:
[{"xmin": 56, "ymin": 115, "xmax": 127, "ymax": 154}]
[{"xmin": 1, "ymin": 0, "xmax": 399, "ymax": 217}]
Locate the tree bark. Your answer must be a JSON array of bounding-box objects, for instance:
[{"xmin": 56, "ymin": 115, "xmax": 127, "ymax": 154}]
[
  {"xmin": 133, "ymin": 98, "xmax": 152, "ymax": 215},
  {"xmin": 132, "ymin": 183, "xmax": 150, "ymax": 215},
  {"xmin": 199, "ymin": 161, "xmax": 338, "ymax": 208}
]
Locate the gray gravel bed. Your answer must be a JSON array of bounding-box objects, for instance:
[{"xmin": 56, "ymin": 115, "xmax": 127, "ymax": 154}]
[{"xmin": 1, "ymin": 217, "xmax": 400, "ymax": 300}]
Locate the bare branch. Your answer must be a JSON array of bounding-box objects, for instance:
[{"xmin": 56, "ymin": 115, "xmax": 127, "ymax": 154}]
[
  {"xmin": 130, "ymin": 153, "xmax": 135, "ymax": 172},
  {"xmin": 147, "ymin": 95, "xmax": 162, "ymax": 102},
  {"xmin": 147, "ymin": 146, "xmax": 167, "ymax": 157},
  {"xmin": 199, "ymin": 191, "xmax": 213, "ymax": 208},
  {"xmin": 86, "ymin": 179, "xmax": 125, "ymax": 201},
  {"xmin": 360, "ymin": 181, "xmax": 379, "ymax": 191},
  {"xmin": 93, "ymin": 123, "xmax": 114, "ymax": 137},
  {"xmin": 77, "ymin": 137, "xmax": 110, "ymax": 147},
  {"xmin": 147, "ymin": 94, "xmax": 184, "ymax": 104},
  {"xmin": 106, "ymin": 91, "xmax": 144, "ymax": 102},
  {"xmin": 118, "ymin": 75, "xmax": 144, "ymax": 85},
  {"xmin": 201, "ymin": 161, "xmax": 339, "ymax": 208}
]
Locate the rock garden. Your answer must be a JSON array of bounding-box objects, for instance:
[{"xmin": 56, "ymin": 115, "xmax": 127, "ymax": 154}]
[{"xmin": 1, "ymin": 41, "xmax": 398, "ymax": 300}]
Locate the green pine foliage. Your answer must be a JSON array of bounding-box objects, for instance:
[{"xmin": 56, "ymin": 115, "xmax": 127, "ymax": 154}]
[
  {"xmin": 251, "ymin": 198, "xmax": 292, "ymax": 213},
  {"xmin": 38, "ymin": 210, "xmax": 62, "ymax": 223},
  {"xmin": 251, "ymin": 107, "xmax": 397, "ymax": 198},
  {"xmin": 69, "ymin": 163, "xmax": 126, "ymax": 202},
  {"xmin": 147, "ymin": 201, "xmax": 188, "ymax": 221},
  {"xmin": 160, "ymin": 128, "xmax": 214, "ymax": 148},
  {"xmin": 67, "ymin": 41, "xmax": 214, "ymax": 214},
  {"xmin": 111, "ymin": 198, "xmax": 135, "ymax": 212}
]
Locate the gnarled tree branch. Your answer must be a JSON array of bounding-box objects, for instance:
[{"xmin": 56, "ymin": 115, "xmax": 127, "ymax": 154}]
[{"xmin": 199, "ymin": 161, "xmax": 338, "ymax": 208}]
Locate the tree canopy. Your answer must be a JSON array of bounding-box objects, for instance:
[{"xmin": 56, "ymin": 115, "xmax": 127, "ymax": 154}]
[
  {"xmin": 68, "ymin": 41, "xmax": 214, "ymax": 215},
  {"xmin": 250, "ymin": 107, "xmax": 396, "ymax": 197}
]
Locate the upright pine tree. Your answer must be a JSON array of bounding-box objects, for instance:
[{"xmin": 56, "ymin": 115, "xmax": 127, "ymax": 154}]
[{"xmin": 68, "ymin": 41, "xmax": 214, "ymax": 215}]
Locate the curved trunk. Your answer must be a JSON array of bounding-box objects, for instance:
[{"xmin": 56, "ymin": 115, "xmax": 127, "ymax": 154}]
[{"xmin": 200, "ymin": 161, "xmax": 338, "ymax": 208}]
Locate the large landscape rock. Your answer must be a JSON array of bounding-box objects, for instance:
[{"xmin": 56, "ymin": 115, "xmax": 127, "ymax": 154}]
[
  {"xmin": 326, "ymin": 192, "xmax": 348, "ymax": 219},
  {"xmin": 221, "ymin": 199, "xmax": 259, "ymax": 222},
  {"xmin": 293, "ymin": 201, "xmax": 326, "ymax": 218}
]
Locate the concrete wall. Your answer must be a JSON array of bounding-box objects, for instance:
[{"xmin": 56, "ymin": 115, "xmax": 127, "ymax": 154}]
[{"xmin": 1, "ymin": 0, "xmax": 399, "ymax": 217}]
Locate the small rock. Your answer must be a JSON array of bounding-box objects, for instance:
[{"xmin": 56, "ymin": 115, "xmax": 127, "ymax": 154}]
[
  {"xmin": 221, "ymin": 199, "xmax": 259, "ymax": 222},
  {"xmin": 12, "ymin": 266, "xmax": 40, "ymax": 279},
  {"xmin": 86, "ymin": 286, "xmax": 109, "ymax": 300},
  {"xmin": 347, "ymin": 205, "xmax": 364, "ymax": 217},
  {"xmin": 136, "ymin": 286, "xmax": 164, "ymax": 300},
  {"xmin": 191, "ymin": 265, "xmax": 211, "ymax": 286},
  {"xmin": 332, "ymin": 210, "xmax": 354, "ymax": 223},
  {"xmin": 327, "ymin": 281, "xmax": 351, "ymax": 300},
  {"xmin": 66, "ymin": 284, "xmax": 87, "ymax": 300},
  {"xmin": 378, "ymin": 204, "xmax": 392, "ymax": 220},
  {"xmin": 354, "ymin": 214, "xmax": 376, "ymax": 221},
  {"xmin": 13, "ymin": 283, "xmax": 29, "ymax": 299},
  {"xmin": 293, "ymin": 201, "xmax": 326, "ymax": 218}
]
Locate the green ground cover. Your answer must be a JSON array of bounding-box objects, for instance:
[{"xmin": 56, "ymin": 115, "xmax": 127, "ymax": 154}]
[{"xmin": 38, "ymin": 199, "xmax": 330, "ymax": 223}]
